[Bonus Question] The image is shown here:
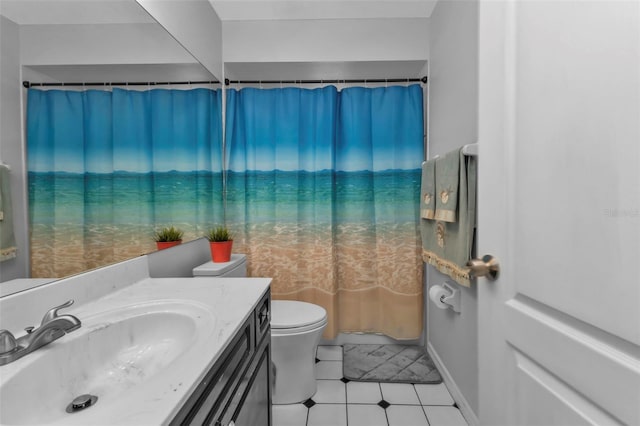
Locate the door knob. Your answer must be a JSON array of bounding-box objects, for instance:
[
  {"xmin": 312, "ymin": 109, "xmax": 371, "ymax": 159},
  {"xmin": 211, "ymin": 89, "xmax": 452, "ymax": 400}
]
[{"xmin": 467, "ymin": 255, "xmax": 500, "ymax": 281}]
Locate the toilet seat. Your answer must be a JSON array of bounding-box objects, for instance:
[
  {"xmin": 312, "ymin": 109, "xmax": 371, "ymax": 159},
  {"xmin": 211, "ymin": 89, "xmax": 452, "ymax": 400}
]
[{"xmin": 271, "ymin": 301, "xmax": 327, "ymax": 335}]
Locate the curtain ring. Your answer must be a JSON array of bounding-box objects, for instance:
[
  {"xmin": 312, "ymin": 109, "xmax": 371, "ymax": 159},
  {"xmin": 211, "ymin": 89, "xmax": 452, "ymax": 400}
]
[{"xmin": 385, "ymin": 79, "xmax": 388, "ymax": 88}]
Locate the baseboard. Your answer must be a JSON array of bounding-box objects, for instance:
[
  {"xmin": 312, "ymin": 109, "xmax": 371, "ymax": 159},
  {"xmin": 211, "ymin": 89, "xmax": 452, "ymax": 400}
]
[
  {"xmin": 427, "ymin": 341, "xmax": 479, "ymax": 426},
  {"xmin": 320, "ymin": 332, "xmax": 421, "ymax": 346}
]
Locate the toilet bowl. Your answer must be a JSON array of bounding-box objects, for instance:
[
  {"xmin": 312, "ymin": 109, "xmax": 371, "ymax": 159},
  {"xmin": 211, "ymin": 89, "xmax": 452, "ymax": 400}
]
[{"xmin": 271, "ymin": 300, "xmax": 327, "ymax": 404}]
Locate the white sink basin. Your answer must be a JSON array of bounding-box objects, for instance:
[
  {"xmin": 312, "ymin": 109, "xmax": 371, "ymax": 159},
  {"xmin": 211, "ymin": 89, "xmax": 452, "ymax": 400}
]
[{"xmin": 0, "ymin": 301, "xmax": 215, "ymax": 425}]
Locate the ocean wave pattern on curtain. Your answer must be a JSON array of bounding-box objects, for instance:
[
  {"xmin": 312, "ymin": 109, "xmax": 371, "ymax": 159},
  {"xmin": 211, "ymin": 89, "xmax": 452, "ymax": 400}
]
[
  {"xmin": 225, "ymin": 85, "xmax": 424, "ymax": 339},
  {"xmin": 27, "ymin": 88, "xmax": 223, "ymax": 277}
]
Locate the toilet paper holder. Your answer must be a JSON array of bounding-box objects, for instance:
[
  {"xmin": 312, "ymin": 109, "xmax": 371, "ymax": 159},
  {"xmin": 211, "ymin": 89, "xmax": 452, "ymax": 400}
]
[{"xmin": 440, "ymin": 282, "xmax": 461, "ymax": 313}]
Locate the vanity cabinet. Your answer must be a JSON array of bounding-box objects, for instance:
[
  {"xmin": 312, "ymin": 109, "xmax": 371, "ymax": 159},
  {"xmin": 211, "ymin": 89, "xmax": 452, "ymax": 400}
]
[{"xmin": 171, "ymin": 291, "xmax": 271, "ymax": 426}]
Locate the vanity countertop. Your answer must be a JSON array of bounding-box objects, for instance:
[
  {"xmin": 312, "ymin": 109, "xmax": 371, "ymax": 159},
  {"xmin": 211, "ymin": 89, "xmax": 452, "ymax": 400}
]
[{"xmin": 0, "ymin": 276, "xmax": 271, "ymax": 425}]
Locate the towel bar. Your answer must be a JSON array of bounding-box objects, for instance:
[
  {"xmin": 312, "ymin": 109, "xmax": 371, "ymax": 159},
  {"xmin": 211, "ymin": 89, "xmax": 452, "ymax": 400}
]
[
  {"xmin": 461, "ymin": 143, "xmax": 479, "ymax": 156},
  {"xmin": 422, "ymin": 143, "xmax": 478, "ymax": 166}
]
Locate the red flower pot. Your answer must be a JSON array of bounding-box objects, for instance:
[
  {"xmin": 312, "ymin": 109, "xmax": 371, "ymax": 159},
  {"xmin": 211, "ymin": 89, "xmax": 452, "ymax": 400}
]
[
  {"xmin": 156, "ymin": 240, "xmax": 182, "ymax": 250},
  {"xmin": 210, "ymin": 240, "xmax": 233, "ymax": 262}
]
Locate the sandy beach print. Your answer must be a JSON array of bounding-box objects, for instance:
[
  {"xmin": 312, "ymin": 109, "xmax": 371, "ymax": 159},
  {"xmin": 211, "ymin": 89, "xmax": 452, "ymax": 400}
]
[{"xmin": 29, "ymin": 169, "xmax": 424, "ymax": 338}]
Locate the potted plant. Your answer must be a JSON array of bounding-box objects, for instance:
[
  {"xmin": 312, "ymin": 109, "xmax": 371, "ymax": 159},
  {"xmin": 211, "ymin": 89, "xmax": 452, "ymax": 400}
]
[
  {"xmin": 153, "ymin": 226, "xmax": 184, "ymax": 250},
  {"xmin": 206, "ymin": 226, "xmax": 233, "ymax": 262}
]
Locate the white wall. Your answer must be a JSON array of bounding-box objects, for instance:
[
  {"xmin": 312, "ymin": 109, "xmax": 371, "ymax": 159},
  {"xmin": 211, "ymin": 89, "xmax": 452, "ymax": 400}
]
[
  {"xmin": 427, "ymin": 0, "xmax": 479, "ymax": 418},
  {"xmin": 20, "ymin": 23, "xmax": 197, "ymax": 66},
  {"xmin": 224, "ymin": 18, "xmax": 429, "ymax": 63},
  {"xmin": 0, "ymin": 16, "xmax": 29, "ymax": 281}
]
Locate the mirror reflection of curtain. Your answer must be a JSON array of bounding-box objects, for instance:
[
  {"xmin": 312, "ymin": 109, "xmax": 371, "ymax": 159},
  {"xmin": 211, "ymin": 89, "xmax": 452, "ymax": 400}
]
[
  {"xmin": 27, "ymin": 88, "xmax": 223, "ymax": 277},
  {"xmin": 226, "ymin": 85, "xmax": 424, "ymax": 339}
]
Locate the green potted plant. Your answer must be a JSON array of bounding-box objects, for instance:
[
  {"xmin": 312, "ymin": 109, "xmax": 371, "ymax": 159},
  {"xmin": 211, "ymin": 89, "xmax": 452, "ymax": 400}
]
[
  {"xmin": 206, "ymin": 226, "xmax": 233, "ymax": 262},
  {"xmin": 153, "ymin": 226, "xmax": 184, "ymax": 250}
]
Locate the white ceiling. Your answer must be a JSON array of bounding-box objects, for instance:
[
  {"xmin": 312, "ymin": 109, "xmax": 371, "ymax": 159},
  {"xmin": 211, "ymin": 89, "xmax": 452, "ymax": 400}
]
[{"xmin": 0, "ymin": 0, "xmax": 436, "ymax": 25}]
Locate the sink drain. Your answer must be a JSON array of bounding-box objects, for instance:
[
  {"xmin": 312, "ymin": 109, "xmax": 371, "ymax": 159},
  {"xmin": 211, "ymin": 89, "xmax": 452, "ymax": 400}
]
[{"xmin": 66, "ymin": 394, "xmax": 98, "ymax": 413}]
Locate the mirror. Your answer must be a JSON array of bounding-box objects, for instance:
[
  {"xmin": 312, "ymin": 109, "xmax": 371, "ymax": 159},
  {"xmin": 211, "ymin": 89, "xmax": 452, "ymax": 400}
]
[{"xmin": 0, "ymin": 0, "xmax": 222, "ymax": 296}]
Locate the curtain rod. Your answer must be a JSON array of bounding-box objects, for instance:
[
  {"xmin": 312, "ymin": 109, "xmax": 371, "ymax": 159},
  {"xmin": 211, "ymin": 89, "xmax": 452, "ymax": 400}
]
[
  {"xmin": 23, "ymin": 76, "xmax": 428, "ymax": 88},
  {"xmin": 22, "ymin": 80, "xmax": 220, "ymax": 88},
  {"xmin": 224, "ymin": 76, "xmax": 428, "ymax": 85}
]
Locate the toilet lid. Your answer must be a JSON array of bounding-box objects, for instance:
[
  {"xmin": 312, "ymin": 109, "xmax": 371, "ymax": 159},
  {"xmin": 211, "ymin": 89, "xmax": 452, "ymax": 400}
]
[{"xmin": 271, "ymin": 301, "xmax": 327, "ymax": 329}]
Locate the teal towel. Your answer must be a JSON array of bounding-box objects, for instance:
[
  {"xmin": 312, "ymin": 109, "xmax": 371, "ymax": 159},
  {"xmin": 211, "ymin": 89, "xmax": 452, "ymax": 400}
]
[
  {"xmin": 434, "ymin": 150, "xmax": 460, "ymax": 223},
  {"xmin": 420, "ymin": 159, "xmax": 436, "ymax": 219},
  {"xmin": 420, "ymin": 149, "xmax": 477, "ymax": 286},
  {"xmin": 0, "ymin": 165, "xmax": 17, "ymax": 261}
]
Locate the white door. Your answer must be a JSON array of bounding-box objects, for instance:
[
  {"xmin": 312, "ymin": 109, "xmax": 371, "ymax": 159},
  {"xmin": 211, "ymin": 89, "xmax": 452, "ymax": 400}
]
[{"xmin": 477, "ymin": 1, "xmax": 640, "ymax": 425}]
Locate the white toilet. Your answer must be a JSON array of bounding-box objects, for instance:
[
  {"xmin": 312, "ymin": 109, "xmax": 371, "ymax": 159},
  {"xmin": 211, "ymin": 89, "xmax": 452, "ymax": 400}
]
[
  {"xmin": 191, "ymin": 255, "xmax": 328, "ymax": 405},
  {"xmin": 270, "ymin": 300, "xmax": 327, "ymax": 404}
]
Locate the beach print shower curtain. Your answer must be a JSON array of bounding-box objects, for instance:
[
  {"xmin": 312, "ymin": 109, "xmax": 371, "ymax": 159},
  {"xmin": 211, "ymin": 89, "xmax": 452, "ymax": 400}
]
[
  {"xmin": 27, "ymin": 88, "xmax": 223, "ymax": 277},
  {"xmin": 226, "ymin": 85, "xmax": 424, "ymax": 339}
]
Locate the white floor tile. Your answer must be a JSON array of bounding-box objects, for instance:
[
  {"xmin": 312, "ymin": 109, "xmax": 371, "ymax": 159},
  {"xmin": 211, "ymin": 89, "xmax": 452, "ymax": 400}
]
[
  {"xmin": 380, "ymin": 383, "xmax": 421, "ymax": 405},
  {"xmin": 346, "ymin": 381, "xmax": 383, "ymax": 404},
  {"xmin": 386, "ymin": 405, "xmax": 430, "ymax": 426},
  {"xmin": 424, "ymin": 406, "xmax": 468, "ymax": 426},
  {"xmin": 316, "ymin": 345, "xmax": 343, "ymax": 361},
  {"xmin": 307, "ymin": 403, "xmax": 347, "ymax": 426},
  {"xmin": 272, "ymin": 403, "xmax": 308, "ymax": 426},
  {"xmin": 347, "ymin": 404, "xmax": 388, "ymax": 426},
  {"xmin": 315, "ymin": 361, "xmax": 343, "ymax": 380},
  {"xmin": 273, "ymin": 362, "xmax": 465, "ymax": 426},
  {"xmin": 313, "ymin": 380, "xmax": 346, "ymax": 404},
  {"xmin": 414, "ymin": 383, "xmax": 455, "ymax": 406}
]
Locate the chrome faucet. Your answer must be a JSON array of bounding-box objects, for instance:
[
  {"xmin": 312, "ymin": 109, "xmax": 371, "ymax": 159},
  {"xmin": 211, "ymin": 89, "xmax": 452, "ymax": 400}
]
[{"xmin": 0, "ymin": 300, "xmax": 81, "ymax": 366}]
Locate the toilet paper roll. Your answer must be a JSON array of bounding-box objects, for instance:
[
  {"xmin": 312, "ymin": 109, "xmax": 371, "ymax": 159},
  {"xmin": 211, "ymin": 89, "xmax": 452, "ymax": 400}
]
[{"xmin": 429, "ymin": 285, "xmax": 449, "ymax": 309}]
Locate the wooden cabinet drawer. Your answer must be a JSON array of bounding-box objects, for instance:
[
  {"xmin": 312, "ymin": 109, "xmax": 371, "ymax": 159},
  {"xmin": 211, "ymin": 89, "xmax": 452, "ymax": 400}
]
[
  {"xmin": 171, "ymin": 318, "xmax": 253, "ymax": 425},
  {"xmin": 171, "ymin": 290, "xmax": 272, "ymax": 426}
]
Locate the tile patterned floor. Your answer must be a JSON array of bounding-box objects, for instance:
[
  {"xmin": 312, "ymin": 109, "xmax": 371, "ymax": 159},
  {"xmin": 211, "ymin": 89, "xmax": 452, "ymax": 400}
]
[{"xmin": 272, "ymin": 345, "xmax": 469, "ymax": 426}]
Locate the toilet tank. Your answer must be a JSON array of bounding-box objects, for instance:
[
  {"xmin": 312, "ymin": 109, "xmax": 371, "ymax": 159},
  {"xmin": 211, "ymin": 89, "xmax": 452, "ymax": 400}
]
[{"xmin": 192, "ymin": 254, "xmax": 247, "ymax": 278}]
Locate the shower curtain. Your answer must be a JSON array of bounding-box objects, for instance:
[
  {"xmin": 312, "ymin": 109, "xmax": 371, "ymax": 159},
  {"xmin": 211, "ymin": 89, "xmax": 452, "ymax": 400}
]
[
  {"xmin": 27, "ymin": 88, "xmax": 223, "ymax": 277},
  {"xmin": 225, "ymin": 85, "xmax": 424, "ymax": 339}
]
